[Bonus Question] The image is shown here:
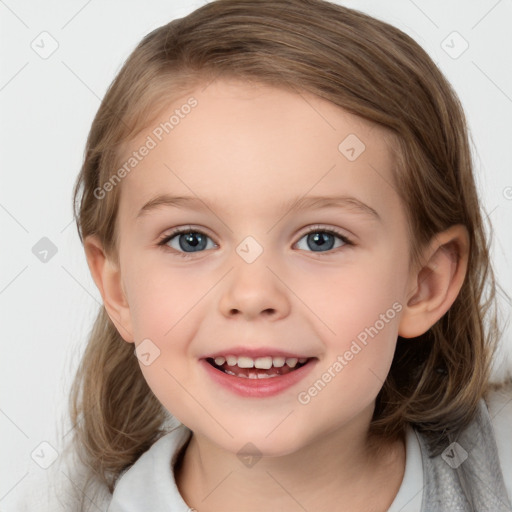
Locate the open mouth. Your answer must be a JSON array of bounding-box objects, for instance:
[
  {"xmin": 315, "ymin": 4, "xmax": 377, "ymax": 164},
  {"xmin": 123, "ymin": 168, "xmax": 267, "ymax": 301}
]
[{"xmin": 205, "ymin": 355, "xmax": 314, "ymax": 379}]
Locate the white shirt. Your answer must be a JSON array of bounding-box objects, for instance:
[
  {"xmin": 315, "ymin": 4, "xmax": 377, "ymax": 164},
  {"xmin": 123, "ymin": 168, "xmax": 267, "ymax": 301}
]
[
  {"xmin": 106, "ymin": 423, "xmax": 425, "ymax": 512},
  {"xmin": 13, "ymin": 383, "xmax": 512, "ymax": 511}
]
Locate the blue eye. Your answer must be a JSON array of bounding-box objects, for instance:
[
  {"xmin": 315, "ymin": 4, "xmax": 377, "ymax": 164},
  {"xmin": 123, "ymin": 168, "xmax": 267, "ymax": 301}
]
[
  {"xmin": 295, "ymin": 228, "xmax": 351, "ymax": 253},
  {"xmin": 158, "ymin": 229, "xmax": 216, "ymax": 255},
  {"xmin": 158, "ymin": 226, "xmax": 352, "ymax": 258}
]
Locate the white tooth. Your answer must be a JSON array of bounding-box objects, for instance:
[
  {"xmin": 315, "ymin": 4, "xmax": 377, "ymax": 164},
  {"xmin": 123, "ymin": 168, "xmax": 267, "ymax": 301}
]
[
  {"xmin": 214, "ymin": 356, "xmax": 226, "ymax": 366},
  {"xmin": 237, "ymin": 356, "xmax": 254, "ymax": 368},
  {"xmin": 226, "ymin": 355, "xmax": 238, "ymax": 366},
  {"xmin": 257, "ymin": 372, "xmax": 276, "ymax": 379},
  {"xmin": 254, "ymin": 357, "xmax": 273, "ymax": 369},
  {"xmin": 225, "ymin": 369, "xmax": 237, "ymax": 376},
  {"xmin": 248, "ymin": 373, "xmax": 258, "ymax": 379},
  {"xmin": 286, "ymin": 357, "xmax": 298, "ymax": 368},
  {"xmin": 272, "ymin": 356, "xmax": 286, "ymax": 368},
  {"xmin": 298, "ymin": 358, "xmax": 308, "ymax": 364}
]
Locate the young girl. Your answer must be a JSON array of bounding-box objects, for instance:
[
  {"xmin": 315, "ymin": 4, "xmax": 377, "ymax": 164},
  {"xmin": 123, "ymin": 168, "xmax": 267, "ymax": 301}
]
[{"xmin": 20, "ymin": 0, "xmax": 512, "ymax": 510}]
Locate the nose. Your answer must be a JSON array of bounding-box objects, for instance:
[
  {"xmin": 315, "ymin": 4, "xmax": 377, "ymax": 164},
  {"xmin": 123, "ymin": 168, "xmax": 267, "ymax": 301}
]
[{"xmin": 218, "ymin": 258, "xmax": 291, "ymax": 321}]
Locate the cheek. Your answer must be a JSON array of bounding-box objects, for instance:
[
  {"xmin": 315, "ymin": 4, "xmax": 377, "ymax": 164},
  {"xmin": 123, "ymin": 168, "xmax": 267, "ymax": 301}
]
[
  {"xmin": 124, "ymin": 257, "xmax": 200, "ymax": 340},
  {"xmin": 297, "ymin": 267, "xmax": 403, "ymax": 415},
  {"xmin": 301, "ymin": 252, "xmax": 406, "ymax": 380},
  {"xmin": 126, "ymin": 267, "xmax": 201, "ymax": 421},
  {"xmin": 299, "ymin": 252, "xmax": 406, "ymax": 334}
]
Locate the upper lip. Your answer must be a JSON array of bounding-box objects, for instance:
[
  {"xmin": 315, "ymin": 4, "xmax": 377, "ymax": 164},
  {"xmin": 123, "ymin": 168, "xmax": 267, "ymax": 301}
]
[{"xmin": 202, "ymin": 347, "xmax": 315, "ymax": 359}]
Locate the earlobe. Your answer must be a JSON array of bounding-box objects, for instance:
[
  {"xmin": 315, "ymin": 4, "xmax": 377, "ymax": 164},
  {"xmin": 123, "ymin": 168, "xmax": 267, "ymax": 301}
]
[
  {"xmin": 84, "ymin": 235, "xmax": 134, "ymax": 343},
  {"xmin": 398, "ymin": 225, "xmax": 469, "ymax": 339}
]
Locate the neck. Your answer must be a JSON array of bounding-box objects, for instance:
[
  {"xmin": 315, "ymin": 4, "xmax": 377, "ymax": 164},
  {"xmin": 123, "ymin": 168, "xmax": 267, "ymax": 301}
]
[{"xmin": 174, "ymin": 406, "xmax": 406, "ymax": 512}]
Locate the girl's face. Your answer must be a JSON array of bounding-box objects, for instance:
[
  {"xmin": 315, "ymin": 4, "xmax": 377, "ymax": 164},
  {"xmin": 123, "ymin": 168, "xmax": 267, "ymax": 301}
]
[{"xmin": 114, "ymin": 79, "xmax": 413, "ymax": 456}]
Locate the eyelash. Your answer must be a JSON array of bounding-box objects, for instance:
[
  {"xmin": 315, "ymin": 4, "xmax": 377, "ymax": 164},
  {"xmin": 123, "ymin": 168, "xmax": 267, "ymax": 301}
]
[{"xmin": 157, "ymin": 225, "xmax": 353, "ymax": 259}]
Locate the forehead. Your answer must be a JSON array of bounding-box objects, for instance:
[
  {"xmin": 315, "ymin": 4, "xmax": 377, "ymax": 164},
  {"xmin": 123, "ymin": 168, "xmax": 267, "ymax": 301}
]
[{"xmin": 116, "ymin": 79, "xmax": 399, "ymax": 220}]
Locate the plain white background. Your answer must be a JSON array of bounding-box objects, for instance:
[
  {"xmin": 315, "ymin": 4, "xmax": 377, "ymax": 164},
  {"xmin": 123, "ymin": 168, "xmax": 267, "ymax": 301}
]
[{"xmin": 1, "ymin": 0, "xmax": 511, "ymax": 508}]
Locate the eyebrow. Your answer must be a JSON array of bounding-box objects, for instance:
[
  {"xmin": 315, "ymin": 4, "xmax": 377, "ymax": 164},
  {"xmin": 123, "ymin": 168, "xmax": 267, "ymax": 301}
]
[{"xmin": 136, "ymin": 193, "xmax": 380, "ymax": 221}]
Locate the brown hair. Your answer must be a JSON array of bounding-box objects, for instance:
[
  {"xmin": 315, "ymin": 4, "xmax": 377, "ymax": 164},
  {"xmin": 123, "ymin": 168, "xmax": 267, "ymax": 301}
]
[{"xmin": 70, "ymin": 0, "xmax": 502, "ymax": 501}]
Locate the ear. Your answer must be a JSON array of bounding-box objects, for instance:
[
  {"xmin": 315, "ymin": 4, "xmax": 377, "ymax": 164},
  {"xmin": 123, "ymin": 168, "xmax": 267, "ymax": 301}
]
[
  {"xmin": 398, "ymin": 225, "xmax": 469, "ymax": 338},
  {"xmin": 84, "ymin": 235, "xmax": 134, "ymax": 343}
]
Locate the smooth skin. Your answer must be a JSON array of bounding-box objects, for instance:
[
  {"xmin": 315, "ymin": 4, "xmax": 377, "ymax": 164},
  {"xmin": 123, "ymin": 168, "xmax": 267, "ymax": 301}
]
[{"xmin": 85, "ymin": 79, "xmax": 469, "ymax": 511}]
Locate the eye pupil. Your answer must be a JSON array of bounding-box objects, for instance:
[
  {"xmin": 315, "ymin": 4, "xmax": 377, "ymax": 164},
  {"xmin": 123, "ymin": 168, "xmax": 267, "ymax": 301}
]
[
  {"xmin": 180, "ymin": 232, "xmax": 207, "ymax": 251},
  {"xmin": 307, "ymin": 232, "xmax": 334, "ymax": 252}
]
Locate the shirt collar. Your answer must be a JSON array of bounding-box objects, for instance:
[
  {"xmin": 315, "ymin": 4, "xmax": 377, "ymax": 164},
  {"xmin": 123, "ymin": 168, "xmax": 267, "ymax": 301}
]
[{"xmin": 109, "ymin": 423, "xmax": 423, "ymax": 512}]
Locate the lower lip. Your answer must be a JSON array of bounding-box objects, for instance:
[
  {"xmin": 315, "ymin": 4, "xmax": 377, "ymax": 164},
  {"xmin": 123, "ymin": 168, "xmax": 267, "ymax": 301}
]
[{"xmin": 200, "ymin": 358, "xmax": 317, "ymax": 398}]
